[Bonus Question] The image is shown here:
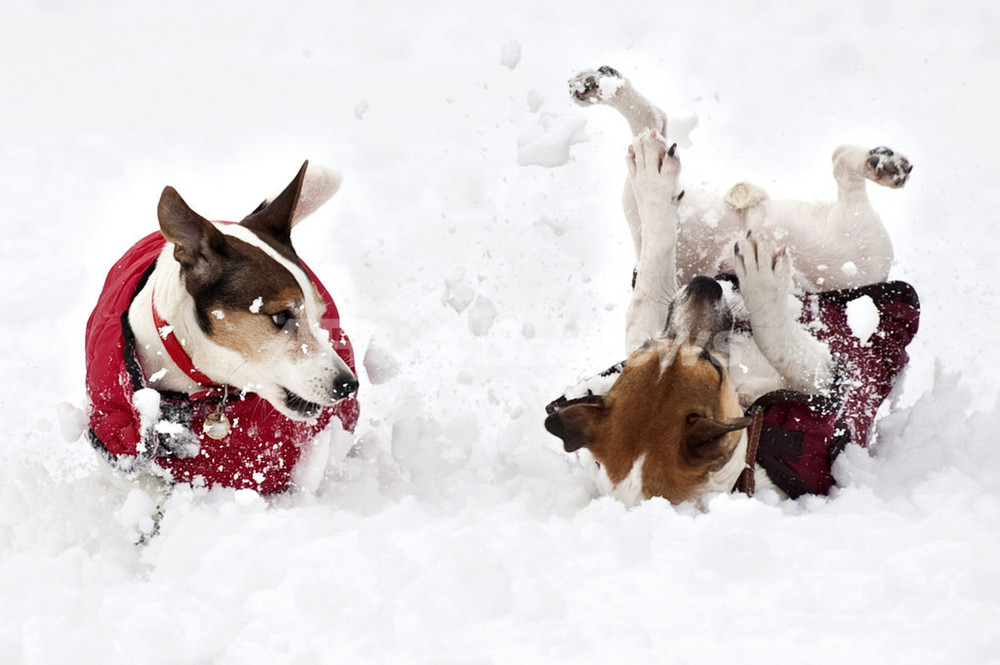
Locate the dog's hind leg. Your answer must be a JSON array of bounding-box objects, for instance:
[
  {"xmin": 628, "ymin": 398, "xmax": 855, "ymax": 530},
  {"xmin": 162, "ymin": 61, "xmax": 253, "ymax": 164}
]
[
  {"xmin": 569, "ymin": 66, "xmax": 667, "ymax": 137},
  {"xmin": 832, "ymin": 145, "xmax": 913, "ymax": 199},
  {"xmin": 571, "ymin": 67, "xmax": 670, "ymax": 264}
]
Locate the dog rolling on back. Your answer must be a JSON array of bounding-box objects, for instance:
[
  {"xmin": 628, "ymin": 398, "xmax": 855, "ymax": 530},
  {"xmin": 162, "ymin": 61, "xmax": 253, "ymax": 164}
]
[{"xmin": 547, "ymin": 67, "xmax": 918, "ymax": 506}]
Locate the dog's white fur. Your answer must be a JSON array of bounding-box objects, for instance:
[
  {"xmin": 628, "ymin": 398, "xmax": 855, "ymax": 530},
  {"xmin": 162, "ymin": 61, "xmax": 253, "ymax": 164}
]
[
  {"xmin": 627, "ymin": 131, "xmax": 839, "ymax": 400},
  {"xmin": 127, "ymin": 163, "xmax": 355, "ymax": 422},
  {"xmin": 570, "ymin": 67, "xmax": 909, "ymax": 354}
]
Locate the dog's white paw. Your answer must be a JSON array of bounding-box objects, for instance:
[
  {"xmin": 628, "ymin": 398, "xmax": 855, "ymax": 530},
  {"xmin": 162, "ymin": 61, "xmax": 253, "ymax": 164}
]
[
  {"xmin": 733, "ymin": 234, "xmax": 793, "ymax": 316},
  {"xmin": 627, "ymin": 130, "xmax": 680, "ymax": 202},
  {"xmin": 864, "ymin": 146, "xmax": 913, "ymax": 188},
  {"xmin": 569, "ymin": 65, "xmax": 624, "ymax": 105}
]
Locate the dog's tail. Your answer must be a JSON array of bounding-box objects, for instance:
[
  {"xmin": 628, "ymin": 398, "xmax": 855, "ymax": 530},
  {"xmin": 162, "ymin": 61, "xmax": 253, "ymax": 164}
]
[{"xmin": 724, "ymin": 182, "xmax": 769, "ymax": 212}]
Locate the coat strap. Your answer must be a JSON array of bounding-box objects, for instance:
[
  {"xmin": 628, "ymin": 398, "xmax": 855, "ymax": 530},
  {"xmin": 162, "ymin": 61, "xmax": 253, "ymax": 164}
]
[{"xmin": 733, "ymin": 406, "xmax": 765, "ymax": 496}]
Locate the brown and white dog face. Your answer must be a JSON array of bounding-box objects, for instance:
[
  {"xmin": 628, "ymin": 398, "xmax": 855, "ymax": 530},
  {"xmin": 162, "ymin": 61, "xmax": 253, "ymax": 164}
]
[
  {"xmin": 546, "ymin": 276, "xmax": 751, "ymax": 504},
  {"xmin": 157, "ymin": 162, "xmax": 357, "ymax": 420}
]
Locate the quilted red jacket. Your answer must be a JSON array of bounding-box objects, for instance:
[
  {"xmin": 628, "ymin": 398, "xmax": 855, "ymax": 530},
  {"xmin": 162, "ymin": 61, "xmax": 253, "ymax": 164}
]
[{"xmin": 85, "ymin": 231, "xmax": 359, "ymax": 494}]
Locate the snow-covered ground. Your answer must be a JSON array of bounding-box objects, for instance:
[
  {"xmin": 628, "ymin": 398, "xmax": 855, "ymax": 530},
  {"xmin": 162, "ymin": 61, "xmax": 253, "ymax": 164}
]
[{"xmin": 3, "ymin": 1, "xmax": 1000, "ymax": 662}]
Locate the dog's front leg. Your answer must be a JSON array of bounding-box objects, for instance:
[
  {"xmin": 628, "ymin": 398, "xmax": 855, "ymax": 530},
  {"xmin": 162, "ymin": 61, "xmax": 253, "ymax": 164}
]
[
  {"xmin": 734, "ymin": 236, "xmax": 836, "ymax": 393},
  {"xmin": 625, "ymin": 131, "xmax": 681, "ymax": 352}
]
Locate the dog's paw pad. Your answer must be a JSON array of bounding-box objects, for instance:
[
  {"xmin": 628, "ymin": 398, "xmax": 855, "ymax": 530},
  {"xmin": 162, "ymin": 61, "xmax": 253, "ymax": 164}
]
[
  {"xmin": 866, "ymin": 146, "xmax": 913, "ymax": 188},
  {"xmin": 569, "ymin": 66, "xmax": 623, "ymax": 105}
]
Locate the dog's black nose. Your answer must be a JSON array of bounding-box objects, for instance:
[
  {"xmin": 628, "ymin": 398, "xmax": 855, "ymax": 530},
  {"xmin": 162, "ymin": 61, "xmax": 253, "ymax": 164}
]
[
  {"xmin": 684, "ymin": 276, "xmax": 723, "ymax": 302},
  {"xmin": 332, "ymin": 373, "xmax": 359, "ymax": 400}
]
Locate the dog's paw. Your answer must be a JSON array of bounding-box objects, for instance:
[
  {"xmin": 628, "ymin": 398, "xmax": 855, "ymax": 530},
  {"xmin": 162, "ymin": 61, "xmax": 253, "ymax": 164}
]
[
  {"xmin": 627, "ymin": 130, "xmax": 680, "ymax": 197},
  {"xmin": 865, "ymin": 146, "xmax": 913, "ymax": 188},
  {"xmin": 569, "ymin": 65, "xmax": 623, "ymax": 105},
  {"xmin": 733, "ymin": 234, "xmax": 793, "ymax": 315}
]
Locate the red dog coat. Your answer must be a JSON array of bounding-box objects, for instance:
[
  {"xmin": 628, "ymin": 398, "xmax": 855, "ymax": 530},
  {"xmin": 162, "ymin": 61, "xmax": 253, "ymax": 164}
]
[{"xmin": 85, "ymin": 231, "xmax": 359, "ymax": 494}]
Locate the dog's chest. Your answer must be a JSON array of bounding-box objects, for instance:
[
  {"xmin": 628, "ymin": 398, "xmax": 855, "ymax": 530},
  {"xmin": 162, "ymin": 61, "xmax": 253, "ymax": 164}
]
[{"xmin": 594, "ymin": 454, "xmax": 646, "ymax": 507}]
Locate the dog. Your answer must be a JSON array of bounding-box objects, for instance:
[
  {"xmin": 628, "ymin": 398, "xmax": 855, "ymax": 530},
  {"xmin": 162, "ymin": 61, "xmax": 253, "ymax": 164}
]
[
  {"xmin": 545, "ymin": 66, "xmax": 917, "ymax": 506},
  {"xmin": 86, "ymin": 162, "xmax": 360, "ymax": 495}
]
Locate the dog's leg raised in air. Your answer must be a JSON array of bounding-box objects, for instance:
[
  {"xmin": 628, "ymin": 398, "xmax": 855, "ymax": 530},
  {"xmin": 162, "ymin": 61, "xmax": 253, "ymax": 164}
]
[
  {"xmin": 832, "ymin": 144, "xmax": 912, "ymax": 202},
  {"xmin": 569, "ymin": 66, "xmax": 667, "ymax": 137},
  {"xmin": 734, "ymin": 236, "xmax": 836, "ymax": 393},
  {"xmin": 625, "ymin": 130, "xmax": 682, "ymax": 353},
  {"xmin": 570, "ymin": 67, "xmax": 671, "ymax": 268}
]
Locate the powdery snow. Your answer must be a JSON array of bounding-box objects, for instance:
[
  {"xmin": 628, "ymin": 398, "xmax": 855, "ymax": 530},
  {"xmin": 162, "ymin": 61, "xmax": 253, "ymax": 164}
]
[{"xmin": 3, "ymin": 1, "xmax": 1000, "ymax": 664}]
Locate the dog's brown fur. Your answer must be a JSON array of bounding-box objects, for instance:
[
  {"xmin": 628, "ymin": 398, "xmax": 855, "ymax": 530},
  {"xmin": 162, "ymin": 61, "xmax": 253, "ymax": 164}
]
[{"xmin": 547, "ymin": 339, "xmax": 750, "ymax": 504}]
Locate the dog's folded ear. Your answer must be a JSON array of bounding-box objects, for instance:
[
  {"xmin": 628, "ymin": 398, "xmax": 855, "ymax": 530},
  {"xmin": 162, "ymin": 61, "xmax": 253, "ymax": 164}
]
[
  {"xmin": 681, "ymin": 415, "xmax": 752, "ymax": 470},
  {"xmin": 158, "ymin": 186, "xmax": 230, "ymax": 286},
  {"xmin": 544, "ymin": 399, "xmax": 605, "ymax": 453}
]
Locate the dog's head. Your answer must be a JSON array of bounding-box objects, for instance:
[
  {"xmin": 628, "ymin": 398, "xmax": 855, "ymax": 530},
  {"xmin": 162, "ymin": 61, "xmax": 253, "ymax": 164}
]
[
  {"xmin": 157, "ymin": 161, "xmax": 358, "ymax": 420},
  {"xmin": 546, "ymin": 276, "xmax": 751, "ymax": 504}
]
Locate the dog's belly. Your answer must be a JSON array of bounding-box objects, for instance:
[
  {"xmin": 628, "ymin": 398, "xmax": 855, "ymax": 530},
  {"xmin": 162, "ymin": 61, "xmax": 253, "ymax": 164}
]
[
  {"xmin": 671, "ymin": 194, "xmax": 892, "ymax": 292},
  {"xmin": 675, "ymin": 197, "xmax": 745, "ymax": 281}
]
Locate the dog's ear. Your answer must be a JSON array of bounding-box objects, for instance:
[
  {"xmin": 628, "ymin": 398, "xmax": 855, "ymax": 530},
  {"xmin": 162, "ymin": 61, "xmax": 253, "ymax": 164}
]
[
  {"xmin": 288, "ymin": 162, "xmax": 342, "ymax": 226},
  {"xmin": 243, "ymin": 162, "xmax": 343, "ymax": 237},
  {"xmin": 240, "ymin": 161, "xmax": 307, "ymax": 247},
  {"xmin": 158, "ymin": 186, "xmax": 230, "ymax": 285},
  {"xmin": 544, "ymin": 400, "xmax": 605, "ymax": 453},
  {"xmin": 682, "ymin": 415, "xmax": 751, "ymax": 470}
]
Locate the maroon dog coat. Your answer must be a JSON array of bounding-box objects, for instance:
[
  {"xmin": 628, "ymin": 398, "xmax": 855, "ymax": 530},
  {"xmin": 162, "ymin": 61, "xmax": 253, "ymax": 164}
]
[
  {"xmin": 747, "ymin": 281, "xmax": 919, "ymax": 497},
  {"xmin": 86, "ymin": 231, "xmax": 359, "ymax": 495}
]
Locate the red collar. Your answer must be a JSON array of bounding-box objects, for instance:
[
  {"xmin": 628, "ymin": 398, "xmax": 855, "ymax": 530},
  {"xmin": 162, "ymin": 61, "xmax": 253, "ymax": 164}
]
[{"xmin": 151, "ymin": 292, "xmax": 220, "ymax": 389}]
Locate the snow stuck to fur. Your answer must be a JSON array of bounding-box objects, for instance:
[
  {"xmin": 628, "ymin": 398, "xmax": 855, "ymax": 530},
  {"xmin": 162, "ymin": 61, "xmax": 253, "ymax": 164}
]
[{"xmin": 2, "ymin": 3, "xmax": 998, "ymax": 664}]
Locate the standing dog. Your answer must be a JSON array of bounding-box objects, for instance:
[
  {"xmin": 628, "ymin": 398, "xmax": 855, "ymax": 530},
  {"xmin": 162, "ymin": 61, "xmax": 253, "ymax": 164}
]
[
  {"xmin": 545, "ymin": 67, "xmax": 917, "ymax": 506},
  {"xmin": 86, "ymin": 162, "xmax": 359, "ymax": 494}
]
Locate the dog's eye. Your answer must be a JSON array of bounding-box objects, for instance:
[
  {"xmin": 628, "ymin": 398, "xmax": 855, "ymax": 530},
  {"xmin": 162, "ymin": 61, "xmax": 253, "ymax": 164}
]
[{"xmin": 270, "ymin": 310, "xmax": 295, "ymax": 330}]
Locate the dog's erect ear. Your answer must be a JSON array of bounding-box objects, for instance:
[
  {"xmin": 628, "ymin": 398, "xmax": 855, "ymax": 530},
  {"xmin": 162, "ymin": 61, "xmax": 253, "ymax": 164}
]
[
  {"xmin": 545, "ymin": 400, "xmax": 605, "ymax": 453},
  {"xmin": 241, "ymin": 161, "xmax": 342, "ymax": 240},
  {"xmin": 288, "ymin": 162, "xmax": 342, "ymax": 226},
  {"xmin": 240, "ymin": 161, "xmax": 307, "ymax": 246},
  {"xmin": 158, "ymin": 186, "xmax": 230, "ymax": 285},
  {"xmin": 682, "ymin": 415, "xmax": 752, "ymax": 470}
]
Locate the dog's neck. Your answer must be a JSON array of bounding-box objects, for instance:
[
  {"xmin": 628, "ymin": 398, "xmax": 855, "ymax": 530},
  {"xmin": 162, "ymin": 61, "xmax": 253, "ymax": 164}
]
[{"xmin": 128, "ymin": 245, "xmax": 225, "ymax": 394}]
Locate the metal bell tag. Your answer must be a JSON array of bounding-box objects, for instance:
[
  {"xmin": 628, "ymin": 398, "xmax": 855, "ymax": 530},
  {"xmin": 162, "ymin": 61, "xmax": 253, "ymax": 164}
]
[{"xmin": 203, "ymin": 411, "xmax": 232, "ymax": 440}]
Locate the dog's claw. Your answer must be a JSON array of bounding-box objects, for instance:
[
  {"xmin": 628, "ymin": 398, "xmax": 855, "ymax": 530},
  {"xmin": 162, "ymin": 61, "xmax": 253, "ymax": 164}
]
[{"xmin": 667, "ymin": 143, "xmax": 677, "ymax": 158}]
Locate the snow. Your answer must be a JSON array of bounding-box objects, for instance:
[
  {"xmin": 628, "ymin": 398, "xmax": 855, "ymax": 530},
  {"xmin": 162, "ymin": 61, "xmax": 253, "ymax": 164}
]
[
  {"xmin": 516, "ymin": 111, "xmax": 588, "ymax": 167},
  {"xmin": 846, "ymin": 294, "xmax": 880, "ymax": 345},
  {"xmin": 3, "ymin": 1, "xmax": 1000, "ymax": 663},
  {"xmin": 500, "ymin": 40, "xmax": 522, "ymax": 70}
]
